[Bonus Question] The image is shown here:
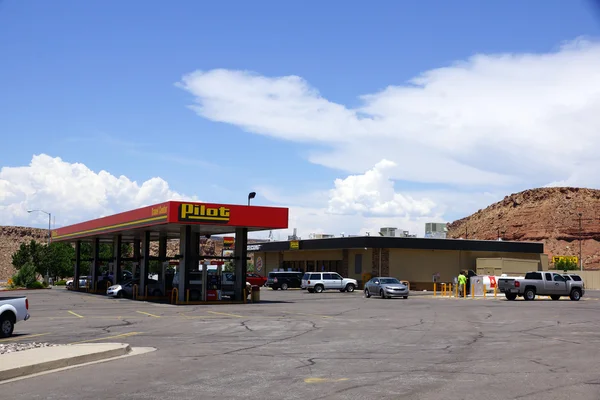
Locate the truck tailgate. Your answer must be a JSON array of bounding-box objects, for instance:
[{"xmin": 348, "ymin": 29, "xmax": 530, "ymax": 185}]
[{"xmin": 498, "ymin": 278, "xmax": 516, "ymax": 292}]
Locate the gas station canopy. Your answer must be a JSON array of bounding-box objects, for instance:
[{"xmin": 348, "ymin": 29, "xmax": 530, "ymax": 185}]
[{"xmin": 51, "ymin": 201, "xmax": 289, "ymax": 242}]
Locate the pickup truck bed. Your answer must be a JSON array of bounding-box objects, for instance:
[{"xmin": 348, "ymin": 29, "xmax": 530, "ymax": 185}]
[{"xmin": 0, "ymin": 295, "xmax": 30, "ymax": 338}]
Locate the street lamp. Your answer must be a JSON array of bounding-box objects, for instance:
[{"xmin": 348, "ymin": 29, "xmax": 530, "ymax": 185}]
[
  {"xmin": 247, "ymin": 192, "xmax": 256, "ymax": 206},
  {"xmin": 27, "ymin": 209, "xmax": 51, "ymax": 283}
]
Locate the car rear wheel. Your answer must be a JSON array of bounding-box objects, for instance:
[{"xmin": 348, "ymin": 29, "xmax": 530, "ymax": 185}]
[
  {"xmin": 364, "ymin": 289, "xmax": 371, "ymax": 298},
  {"xmin": 281, "ymin": 283, "xmax": 289, "ymax": 290},
  {"xmin": 570, "ymin": 289, "xmax": 581, "ymax": 301},
  {"xmin": 345, "ymin": 283, "xmax": 355, "ymax": 292},
  {"xmin": 505, "ymin": 293, "xmax": 517, "ymax": 301},
  {"xmin": 314, "ymin": 285, "xmax": 324, "ymax": 293},
  {"xmin": 0, "ymin": 314, "xmax": 15, "ymax": 338}
]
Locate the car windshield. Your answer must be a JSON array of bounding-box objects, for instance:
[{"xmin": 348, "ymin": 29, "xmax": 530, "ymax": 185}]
[{"xmin": 380, "ymin": 278, "xmax": 400, "ymax": 284}]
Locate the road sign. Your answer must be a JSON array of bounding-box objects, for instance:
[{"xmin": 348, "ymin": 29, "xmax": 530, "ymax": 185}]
[{"xmin": 552, "ymin": 256, "xmax": 578, "ymax": 264}]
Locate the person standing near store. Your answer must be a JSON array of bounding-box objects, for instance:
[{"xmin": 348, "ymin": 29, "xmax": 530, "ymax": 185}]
[{"xmin": 458, "ymin": 272, "xmax": 467, "ymax": 297}]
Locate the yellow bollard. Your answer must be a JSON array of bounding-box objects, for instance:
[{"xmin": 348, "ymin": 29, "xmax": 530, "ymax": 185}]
[
  {"xmin": 455, "ymin": 283, "xmax": 458, "ymax": 298},
  {"xmin": 244, "ymin": 288, "xmax": 247, "ymax": 304},
  {"xmin": 471, "ymin": 284, "xmax": 475, "ymax": 299},
  {"xmin": 463, "ymin": 283, "xmax": 466, "ymax": 298},
  {"xmin": 494, "ymin": 284, "xmax": 497, "ymax": 298},
  {"xmin": 483, "ymin": 284, "xmax": 486, "ymax": 298},
  {"xmin": 433, "ymin": 282, "xmax": 437, "ymax": 296},
  {"xmin": 132, "ymin": 284, "xmax": 137, "ymax": 300},
  {"xmin": 170, "ymin": 288, "xmax": 178, "ymax": 305},
  {"xmin": 186, "ymin": 289, "xmax": 190, "ymax": 304}
]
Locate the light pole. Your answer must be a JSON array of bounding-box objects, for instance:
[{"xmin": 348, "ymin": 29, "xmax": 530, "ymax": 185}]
[
  {"xmin": 578, "ymin": 213, "xmax": 583, "ymax": 271},
  {"xmin": 27, "ymin": 209, "xmax": 51, "ymax": 282},
  {"xmin": 247, "ymin": 192, "xmax": 256, "ymax": 206}
]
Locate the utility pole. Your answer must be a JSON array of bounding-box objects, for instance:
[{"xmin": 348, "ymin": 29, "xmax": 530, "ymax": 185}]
[{"xmin": 575, "ymin": 213, "xmax": 593, "ymax": 271}]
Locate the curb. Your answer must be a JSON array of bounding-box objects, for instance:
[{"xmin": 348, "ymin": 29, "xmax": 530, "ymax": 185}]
[{"xmin": 0, "ymin": 343, "xmax": 131, "ymax": 382}]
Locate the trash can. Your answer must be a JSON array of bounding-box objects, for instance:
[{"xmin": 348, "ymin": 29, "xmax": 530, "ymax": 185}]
[{"xmin": 251, "ymin": 285, "xmax": 260, "ymax": 302}]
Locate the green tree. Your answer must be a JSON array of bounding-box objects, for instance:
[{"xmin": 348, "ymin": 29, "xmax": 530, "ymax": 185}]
[
  {"xmin": 11, "ymin": 262, "xmax": 38, "ymax": 288},
  {"xmin": 39, "ymin": 242, "xmax": 75, "ymax": 280},
  {"xmin": 11, "ymin": 243, "xmax": 31, "ymax": 270},
  {"xmin": 555, "ymin": 258, "xmax": 579, "ymax": 271}
]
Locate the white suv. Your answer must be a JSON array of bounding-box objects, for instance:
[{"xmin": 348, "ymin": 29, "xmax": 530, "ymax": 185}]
[{"xmin": 301, "ymin": 272, "xmax": 357, "ymax": 293}]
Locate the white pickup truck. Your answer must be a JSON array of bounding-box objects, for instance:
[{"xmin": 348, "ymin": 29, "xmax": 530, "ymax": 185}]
[{"xmin": 0, "ymin": 296, "xmax": 30, "ymax": 338}]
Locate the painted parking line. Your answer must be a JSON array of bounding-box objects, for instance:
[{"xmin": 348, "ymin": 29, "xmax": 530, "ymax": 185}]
[
  {"xmin": 206, "ymin": 311, "xmax": 243, "ymax": 318},
  {"xmin": 304, "ymin": 377, "xmax": 349, "ymax": 383},
  {"xmin": 0, "ymin": 332, "xmax": 51, "ymax": 343},
  {"xmin": 69, "ymin": 331, "xmax": 142, "ymax": 344},
  {"xmin": 136, "ymin": 311, "xmax": 161, "ymax": 318},
  {"xmin": 68, "ymin": 310, "xmax": 84, "ymax": 318}
]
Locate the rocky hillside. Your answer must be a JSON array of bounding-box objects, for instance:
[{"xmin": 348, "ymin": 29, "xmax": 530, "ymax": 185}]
[
  {"xmin": 0, "ymin": 226, "xmax": 268, "ymax": 280},
  {"xmin": 447, "ymin": 187, "xmax": 600, "ymax": 269},
  {"xmin": 0, "ymin": 226, "xmax": 49, "ymax": 281}
]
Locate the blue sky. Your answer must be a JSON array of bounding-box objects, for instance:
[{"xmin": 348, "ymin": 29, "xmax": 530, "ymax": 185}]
[{"xmin": 2, "ymin": 0, "xmax": 600, "ymax": 237}]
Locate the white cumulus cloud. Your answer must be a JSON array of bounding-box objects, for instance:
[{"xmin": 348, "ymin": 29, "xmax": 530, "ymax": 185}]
[
  {"xmin": 327, "ymin": 159, "xmax": 436, "ymax": 217},
  {"xmin": 0, "ymin": 154, "xmax": 193, "ymax": 227},
  {"xmin": 178, "ymin": 37, "xmax": 600, "ymax": 189}
]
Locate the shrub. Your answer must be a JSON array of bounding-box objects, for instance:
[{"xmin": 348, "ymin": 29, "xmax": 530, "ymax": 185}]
[
  {"xmin": 55, "ymin": 280, "xmax": 67, "ymax": 286},
  {"xmin": 11, "ymin": 262, "xmax": 38, "ymax": 288},
  {"xmin": 28, "ymin": 281, "xmax": 45, "ymax": 289}
]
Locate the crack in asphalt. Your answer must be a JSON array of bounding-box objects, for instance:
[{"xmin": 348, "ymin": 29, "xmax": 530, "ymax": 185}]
[
  {"xmin": 240, "ymin": 320, "xmax": 253, "ymax": 332},
  {"xmin": 98, "ymin": 319, "xmax": 133, "ymax": 333}
]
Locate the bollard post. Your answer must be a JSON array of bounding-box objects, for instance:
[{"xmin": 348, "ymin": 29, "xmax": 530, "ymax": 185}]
[
  {"xmin": 494, "ymin": 284, "xmax": 497, "ymax": 298},
  {"xmin": 433, "ymin": 282, "xmax": 436, "ymax": 296},
  {"xmin": 145, "ymin": 286, "xmax": 148, "ymax": 299},
  {"xmin": 455, "ymin": 283, "xmax": 458, "ymax": 298},
  {"xmin": 244, "ymin": 288, "xmax": 247, "ymax": 304},
  {"xmin": 471, "ymin": 283, "xmax": 475, "ymax": 299},
  {"xmin": 463, "ymin": 283, "xmax": 466, "ymax": 298},
  {"xmin": 449, "ymin": 283, "xmax": 452, "ymax": 297},
  {"xmin": 133, "ymin": 284, "xmax": 138, "ymax": 300},
  {"xmin": 186, "ymin": 289, "xmax": 190, "ymax": 304},
  {"xmin": 483, "ymin": 284, "xmax": 486, "ymax": 298}
]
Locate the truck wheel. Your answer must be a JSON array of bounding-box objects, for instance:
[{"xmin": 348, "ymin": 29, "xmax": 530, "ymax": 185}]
[
  {"xmin": 550, "ymin": 295, "xmax": 561, "ymax": 301},
  {"xmin": 281, "ymin": 283, "xmax": 289, "ymax": 290},
  {"xmin": 524, "ymin": 288, "xmax": 536, "ymax": 301},
  {"xmin": 570, "ymin": 289, "xmax": 581, "ymax": 301},
  {"xmin": 0, "ymin": 313, "xmax": 15, "ymax": 338},
  {"xmin": 314, "ymin": 285, "xmax": 324, "ymax": 293},
  {"xmin": 345, "ymin": 283, "xmax": 355, "ymax": 292},
  {"xmin": 505, "ymin": 293, "xmax": 517, "ymax": 301}
]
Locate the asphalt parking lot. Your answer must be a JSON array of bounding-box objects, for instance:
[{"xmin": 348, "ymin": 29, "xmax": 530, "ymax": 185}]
[{"xmin": 3, "ymin": 287, "xmax": 600, "ymax": 400}]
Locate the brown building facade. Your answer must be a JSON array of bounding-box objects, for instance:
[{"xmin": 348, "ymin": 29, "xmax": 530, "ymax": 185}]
[{"xmin": 248, "ymin": 237, "xmax": 546, "ymax": 291}]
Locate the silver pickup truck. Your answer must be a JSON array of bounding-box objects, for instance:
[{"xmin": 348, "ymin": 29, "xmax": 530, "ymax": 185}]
[
  {"xmin": 0, "ymin": 296, "xmax": 30, "ymax": 338},
  {"xmin": 498, "ymin": 271, "xmax": 585, "ymax": 301}
]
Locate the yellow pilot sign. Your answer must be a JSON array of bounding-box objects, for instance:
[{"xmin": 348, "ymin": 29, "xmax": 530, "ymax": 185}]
[
  {"xmin": 179, "ymin": 203, "xmax": 230, "ymax": 223},
  {"xmin": 552, "ymin": 256, "xmax": 578, "ymax": 264}
]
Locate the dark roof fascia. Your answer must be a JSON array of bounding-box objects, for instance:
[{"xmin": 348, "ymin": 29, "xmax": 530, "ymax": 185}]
[{"xmin": 247, "ymin": 236, "xmax": 544, "ymax": 254}]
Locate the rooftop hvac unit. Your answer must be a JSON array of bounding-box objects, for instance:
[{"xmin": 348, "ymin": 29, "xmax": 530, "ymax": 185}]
[{"xmin": 379, "ymin": 227, "xmax": 398, "ymax": 237}]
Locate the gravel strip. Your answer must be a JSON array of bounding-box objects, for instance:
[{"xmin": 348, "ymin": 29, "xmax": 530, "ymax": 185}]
[{"xmin": 0, "ymin": 342, "xmax": 60, "ymax": 355}]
